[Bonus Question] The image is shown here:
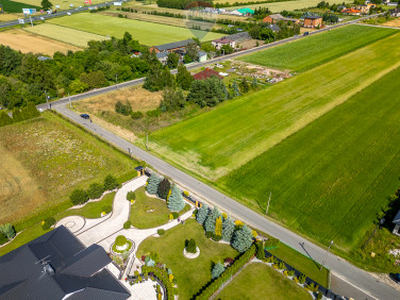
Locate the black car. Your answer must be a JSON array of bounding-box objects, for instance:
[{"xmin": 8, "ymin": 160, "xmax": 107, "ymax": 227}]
[
  {"xmin": 303, "ymin": 32, "xmax": 309, "ymax": 36},
  {"xmin": 80, "ymin": 114, "xmax": 90, "ymax": 119},
  {"xmin": 393, "ymin": 273, "xmax": 400, "ymax": 284}
]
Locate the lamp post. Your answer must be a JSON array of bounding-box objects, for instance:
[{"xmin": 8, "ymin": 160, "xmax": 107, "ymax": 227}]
[{"xmin": 320, "ymin": 240, "xmax": 333, "ymax": 270}]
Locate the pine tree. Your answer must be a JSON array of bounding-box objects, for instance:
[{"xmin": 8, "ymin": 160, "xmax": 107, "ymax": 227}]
[
  {"xmin": 232, "ymin": 224, "xmax": 253, "ymax": 253},
  {"xmin": 176, "ymin": 64, "xmax": 193, "ymax": 90},
  {"xmin": 211, "ymin": 261, "xmax": 225, "ymax": 279},
  {"xmin": 232, "ymin": 80, "xmax": 240, "ymax": 97},
  {"xmin": 215, "ymin": 216, "xmax": 222, "ymax": 237},
  {"xmin": 222, "ymin": 215, "xmax": 235, "ymax": 242},
  {"xmin": 21, "ymin": 101, "xmax": 40, "ymax": 120},
  {"xmin": 167, "ymin": 186, "xmax": 185, "ymax": 212},
  {"xmin": 196, "ymin": 203, "xmax": 208, "ymax": 225},
  {"xmin": 12, "ymin": 107, "xmax": 24, "ymax": 123},
  {"xmin": 204, "ymin": 206, "xmax": 221, "ymax": 233},
  {"xmin": 0, "ymin": 111, "xmax": 13, "ymax": 127},
  {"xmin": 146, "ymin": 173, "xmax": 160, "ymax": 194},
  {"xmin": 157, "ymin": 177, "xmax": 170, "ymax": 199}
]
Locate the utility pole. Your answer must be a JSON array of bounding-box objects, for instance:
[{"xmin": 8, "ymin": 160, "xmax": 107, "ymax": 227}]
[
  {"xmin": 146, "ymin": 133, "xmax": 149, "ymax": 150},
  {"xmin": 68, "ymin": 92, "xmax": 71, "ymax": 108},
  {"xmin": 115, "ymin": 73, "xmax": 118, "ymax": 89},
  {"xmin": 29, "ymin": 15, "xmax": 33, "ymax": 27},
  {"xmin": 320, "ymin": 240, "xmax": 334, "ymax": 270},
  {"xmin": 266, "ymin": 192, "xmax": 271, "ymax": 215}
]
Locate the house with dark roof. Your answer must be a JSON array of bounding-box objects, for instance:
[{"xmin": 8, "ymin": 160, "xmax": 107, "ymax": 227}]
[
  {"xmin": 0, "ymin": 226, "xmax": 130, "ymax": 300},
  {"xmin": 193, "ymin": 68, "xmax": 223, "ymax": 80},
  {"xmin": 266, "ymin": 23, "xmax": 280, "ymax": 32},
  {"xmin": 263, "ymin": 13, "xmax": 299, "ymax": 24},
  {"xmin": 149, "ymin": 39, "xmax": 195, "ymax": 53}
]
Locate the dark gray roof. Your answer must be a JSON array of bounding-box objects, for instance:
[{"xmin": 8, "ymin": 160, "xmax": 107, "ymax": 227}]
[
  {"xmin": 156, "ymin": 52, "xmax": 169, "ymax": 59},
  {"xmin": 225, "ymin": 31, "xmax": 251, "ymax": 42},
  {"xmin": 393, "ymin": 210, "xmax": 400, "ymax": 224},
  {"xmin": 266, "ymin": 24, "xmax": 280, "ymax": 32},
  {"xmin": 154, "ymin": 39, "xmax": 195, "ymax": 51},
  {"xmin": 0, "ymin": 226, "xmax": 130, "ymax": 300}
]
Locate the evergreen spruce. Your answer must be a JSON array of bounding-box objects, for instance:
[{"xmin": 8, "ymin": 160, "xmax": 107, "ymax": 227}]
[
  {"xmin": 232, "ymin": 224, "xmax": 253, "ymax": 253},
  {"xmin": 222, "ymin": 215, "xmax": 235, "ymax": 242},
  {"xmin": 21, "ymin": 101, "xmax": 40, "ymax": 119},
  {"xmin": 196, "ymin": 203, "xmax": 208, "ymax": 225},
  {"xmin": 157, "ymin": 177, "xmax": 171, "ymax": 199},
  {"xmin": 146, "ymin": 173, "xmax": 160, "ymax": 194},
  {"xmin": 167, "ymin": 186, "xmax": 185, "ymax": 212},
  {"xmin": 211, "ymin": 261, "xmax": 225, "ymax": 279},
  {"xmin": 0, "ymin": 111, "xmax": 13, "ymax": 127},
  {"xmin": 204, "ymin": 206, "xmax": 221, "ymax": 233},
  {"xmin": 12, "ymin": 107, "xmax": 24, "ymax": 123}
]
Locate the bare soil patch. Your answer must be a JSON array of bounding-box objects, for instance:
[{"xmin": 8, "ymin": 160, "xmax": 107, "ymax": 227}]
[
  {"xmin": 383, "ymin": 19, "xmax": 400, "ymax": 28},
  {"xmin": 0, "ymin": 29, "xmax": 81, "ymax": 54}
]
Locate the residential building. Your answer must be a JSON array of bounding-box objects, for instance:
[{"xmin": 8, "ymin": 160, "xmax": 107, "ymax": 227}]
[
  {"xmin": 341, "ymin": 8, "xmax": 361, "ymax": 15},
  {"xmin": 156, "ymin": 51, "xmax": 169, "ymax": 65},
  {"xmin": 198, "ymin": 51, "xmax": 208, "ymax": 62},
  {"xmin": 357, "ymin": 4, "xmax": 370, "ymax": 13},
  {"xmin": 303, "ymin": 16, "xmax": 323, "ymax": 28},
  {"xmin": 149, "ymin": 39, "xmax": 195, "ymax": 54},
  {"xmin": 390, "ymin": 8, "xmax": 400, "ymax": 17},
  {"xmin": 235, "ymin": 8, "xmax": 254, "ymax": 16},
  {"xmin": 0, "ymin": 226, "xmax": 130, "ymax": 300},
  {"xmin": 212, "ymin": 38, "xmax": 236, "ymax": 50},
  {"xmin": 193, "ymin": 68, "xmax": 223, "ymax": 80},
  {"xmin": 266, "ymin": 23, "xmax": 280, "ymax": 32},
  {"xmin": 263, "ymin": 13, "xmax": 299, "ymax": 24}
]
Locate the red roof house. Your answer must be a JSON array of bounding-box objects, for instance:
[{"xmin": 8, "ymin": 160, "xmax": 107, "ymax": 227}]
[{"xmin": 193, "ymin": 68, "xmax": 223, "ymax": 80}]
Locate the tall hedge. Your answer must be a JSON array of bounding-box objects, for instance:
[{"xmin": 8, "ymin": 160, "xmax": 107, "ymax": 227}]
[{"xmin": 12, "ymin": 107, "xmax": 24, "ymax": 123}]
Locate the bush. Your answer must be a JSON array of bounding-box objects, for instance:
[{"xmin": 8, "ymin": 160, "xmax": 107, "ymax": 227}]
[
  {"xmin": 102, "ymin": 205, "xmax": 112, "ymax": 214},
  {"xmin": 126, "ymin": 191, "xmax": 136, "ymax": 201},
  {"xmin": 317, "ymin": 292, "xmax": 323, "ymax": 299},
  {"xmin": 115, "ymin": 101, "xmax": 132, "ymax": 116},
  {"xmin": 70, "ymin": 189, "xmax": 89, "ymax": 205},
  {"xmin": 212, "ymin": 234, "xmax": 222, "ymax": 242},
  {"xmin": 0, "ymin": 232, "xmax": 8, "ymax": 245},
  {"xmin": 186, "ymin": 238, "xmax": 197, "ymax": 253},
  {"xmin": 157, "ymin": 178, "xmax": 170, "ymax": 199},
  {"xmin": 87, "ymin": 182, "xmax": 104, "ymax": 199},
  {"xmin": 205, "ymin": 231, "xmax": 213, "ymax": 238},
  {"xmin": 115, "ymin": 235, "xmax": 127, "ymax": 246},
  {"xmin": 298, "ymin": 274, "xmax": 306, "ymax": 284},
  {"xmin": 157, "ymin": 229, "xmax": 165, "ymax": 236},
  {"xmin": 146, "ymin": 109, "xmax": 162, "ymax": 118},
  {"xmin": 123, "ymin": 221, "xmax": 131, "ymax": 229},
  {"xmin": 172, "ymin": 212, "xmax": 179, "ymax": 219},
  {"xmin": 183, "ymin": 190, "xmax": 189, "ymax": 197},
  {"xmin": 104, "ymin": 174, "xmax": 120, "ymax": 190},
  {"xmin": 131, "ymin": 111, "xmax": 143, "ymax": 119},
  {"xmin": 256, "ymin": 240, "xmax": 264, "ymax": 260},
  {"xmin": 42, "ymin": 217, "xmax": 56, "ymax": 230},
  {"xmin": 0, "ymin": 223, "xmax": 16, "ymax": 239}
]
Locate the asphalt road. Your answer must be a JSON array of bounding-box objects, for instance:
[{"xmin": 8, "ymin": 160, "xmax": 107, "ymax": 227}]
[{"xmin": 53, "ymin": 101, "xmax": 399, "ymax": 300}]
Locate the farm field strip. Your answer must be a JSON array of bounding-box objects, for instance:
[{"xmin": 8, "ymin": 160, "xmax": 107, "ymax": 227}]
[
  {"xmin": 0, "ymin": 29, "xmax": 82, "ymax": 54},
  {"xmin": 11, "ymin": 0, "xmax": 103, "ymax": 10},
  {"xmin": 48, "ymin": 13, "xmax": 224, "ymax": 46},
  {"xmin": 238, "ymin": 25, "xmax": 397, "ymax": 72},
  {"xmin": 24, "ymin": 23, "xmax": 108, "ymax": 48},
  {"xmin": 146, "ymin": 33, "xmax": 400, "ymax": 180},
  {"xmin": 220, "ymin": 66, "xmax": 400, "ymax": 250}
]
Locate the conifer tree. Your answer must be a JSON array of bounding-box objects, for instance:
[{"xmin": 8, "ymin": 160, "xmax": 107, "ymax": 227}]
[
  {"xmin": 0, "ymin": 224, "xmax": 16, "ymax": 239},
  {"xmin": 167, "ymin": 185, "xmax": 185, "ymax": 212},
  {"xmin": 215, "ymin": 216, "xmax": 222, "ymax": 237},
  {"xmin": 211, "ymin": 261, "xmax": 225, "ymax": 279},
  {"xmin": 157, "ymin": 177, "xmax": 170, "ymax": 199},
  {"xmin": 222, "ymin": 215, "xmax": 235, "ymax": 242},
  {"xmin": 0, "ymin": 111, "xmax": 13, "ymax": 127},
  {"xmin": 12, "ymin": 107, "xmax": 24, "ymax": 123},
  {"xmin": 196, "ymin": 203, "xmax": 208, "ymax": 225},
  {"xmin": 204, "ymin": 206, "xmax": 221, "ymax": 233},
  {"xmin": 232, "ymin": 224, "xmax": 253, "ymax": 253},
  {"xmin": 21, "ymin": 101, "xmax": 40, "ymax": 119},
  {"xmin": 146, "ymin": 173, "xmax": 160, "ymax": 194}
]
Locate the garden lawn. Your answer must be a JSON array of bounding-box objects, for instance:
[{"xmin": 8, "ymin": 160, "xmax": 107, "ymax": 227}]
[
  {"xmin": 48, "ymin": 13, "xmax": 224, "ymax": 46},
  {"xmin": 238, "ymin": 25, "xmax": 397, "ymax": 72},
  {"xmin": 25, "ymin": 23, "xmax": 108, "ymax": 48},
  {"xmin": 269, "ymin": 244, "xmax": 329, "ymax": 287},
  {"xmin": 220, "ymin": 66, "xmax": 400, "ymax": 252},
  {"xmin": 55, "ymin": 192, "xmax": 116, "ymax": 220},
  {"xmin": 146, "ymin": 33, "xmax": 400, "ymax": 180},
  {"xmin": 217, "ymin": 263, "xmax": 311, "ymax": 300},
  {"xmin": 129, "ymin": 187, "xmax": 190, "ymax": 229},
  {"xmin": 136, "ymin": 218, "xmax": 238, "ymax": 299}
]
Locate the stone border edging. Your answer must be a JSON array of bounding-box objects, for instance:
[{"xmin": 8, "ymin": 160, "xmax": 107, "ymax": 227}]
[{"xmin": 183, "ymin": 247, "xmax": 200, "ymax": 259}]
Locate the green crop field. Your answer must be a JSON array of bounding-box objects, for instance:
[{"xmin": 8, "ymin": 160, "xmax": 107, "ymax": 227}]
[
  {"xmin": 220, "ymin": 66, "xmax": 400, "ymax": 251},
  {"xmin": 0, "ymin": 0, "xmax": 39, "ymax": 13},
  {"xmin": 146, "ymin": 33, "xmax": 400, "ymax": 181},
  {"xmin": 230, "ymin": 0, "xmax": 352, "ymax": 12},
  {"xmin": 48, "ymin": 13, "xmax": 224, "ymax": 46},
  {"xmin": 11, "ymin": 0, "xmax": 103, "ymax": 10},
  {"xmin": 238, "ymin": 25, "xmax": 397, "ymax": 72},
  {"xmin": 25, "ymin": 23, "xmax": 108, "ymax": 48}
]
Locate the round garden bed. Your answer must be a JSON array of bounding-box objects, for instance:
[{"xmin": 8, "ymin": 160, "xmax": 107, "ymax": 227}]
[
  {"xmin": 183, "ymin": 247, "xmax": 200, "ymax": 259},
  {"xmin": 111, "ymin": 235, "xmax": 134, "ymax": 255}
]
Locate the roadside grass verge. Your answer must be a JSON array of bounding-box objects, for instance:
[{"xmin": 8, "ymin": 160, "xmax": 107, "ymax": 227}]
[
  {"xmin": 145, "ymin": 33, "xmax": 400, "ymax": 181},
  {"xmin": 136, "ymin": 218, "xmax": 238, "ymax": 299},
  {"xmin": 237, "ymin": 25, "xmax": 397, "ymax": 72}
]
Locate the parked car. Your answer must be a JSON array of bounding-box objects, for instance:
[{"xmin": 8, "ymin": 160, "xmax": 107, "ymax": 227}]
[
  {"xmin": 303, "ymin": 32, "xmax": 309, "ymax": 36},
  {"xmin": 393, "ymin": 273, "xmax": 400, "ymax": 284},
  {"xmin": 80, "ymin": 114, "xmax": 90, "ymax": 119}
]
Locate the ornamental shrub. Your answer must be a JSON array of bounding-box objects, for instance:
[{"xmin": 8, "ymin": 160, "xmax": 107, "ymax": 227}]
[
  {"xmin": 102, "ymin": 205, "xmax": 112, "ymax": 214},
  {"xmin": 87, "ymin": 182, "xmax": 104, "ymax": 199},
  {"xmin": 232, "ymin": 224, "xmax": 253, "ymax": 253},
  {"xmin": 0, "ymin": 232, "xmax": 7, "ymax": 245},
  {"xmin": 204, "ymin": 206, "xmax": 221, "ymax": 233},
  {"xmin": 130, "ymin": 111, "xmax": 143, "ymax": 119},
  {"xmin": 186, "ymin": 238, "xmax": 197, "ymax": 253},
  {"xmin": 212, "ymin": 234, "xmax": 222, "ymax": 242},
  {"xmin": 146, "ymin": 173, "xmax": 160, "ymax": 194},
  {"xmin": 298, "ymin": 274, "xmax": 306, "ymax": 284},
  {"xmin": 126, "ymin": 191, "xmax": 136, "ymax": 201},
  {"xmin": 123, "ymin": 221, "xmax": 131, "ymax": 229},
  {"xmin": 172, "ymin": 212, "xmax": 179, "ymax": 219},
  {"xmin": 104, "ymin": 174, "xmax": 120, "ymax": 190},
  {"xmin": 157, "ymin": 229, "xmax": 165, "ymax": 236},
  {"xmin": 21, "ymin": 101, "xmax": 40, "ymax": 119},
  {"xmin": 256, "ymin": 240, "xmax": 265, "ymax": 260},
  {"xmin": 196, "ymin": 204, "xmax": 208, "ymax": 225},
  {"xmin": 157, "ymin": 178, "xmax": 170, "ymax": 199},
  {"xmin": 205, "ymin": 231, "xmax": 213, "ymax": 238},
  {"xmin": 70, "ymin": 189, "xmax": 89, "ymax": 205},
  {"xmin": 42, "ymin": 217, "xmax": 56, "ymax": 230},
  {"xmin": 0, "ymin": 223, "xmax": 16, "ymax": 239},
  {"xmin": 215, "ymin": 216, "xmax": 222, "ymax": 237},
  {"xmin": 0, "ymin": 111, "xmax": 13, "ymax": 127},
  {"xmin": 211, "ymin": 261, "xmax": 225, "ymax": 279},
  {"xmin": 167, "ymin": 186, "xmax": 185, "ymax": 212},
  {"xmin": 115, "ymin": 235, "xmax": 127, "ymax": 246}
]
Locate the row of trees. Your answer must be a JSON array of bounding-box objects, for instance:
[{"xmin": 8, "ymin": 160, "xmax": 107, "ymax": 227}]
[
  {"xmin": 157, "ymin": 0, "xmax": 213, "ymax": 9},
  {"xmin": 146, "ymin": 173, "xmax": 185, "ymax": 212},
  {"xmin": 0, "ymin": 102, "xmax": 40, "ymax": 127},
  {"xmin": 70, "ymin": 174, "xmax": 120, "ymax": 205},
  {"xmin": 0, "ymin": 32, "xmax": 153, "ymax": 109},
  {"xmin": 0, "ymin": 224, "xmax": 16, "ymax": 245},
  {"xmin": 196, "ymin": 204, "xmax": 254, "ymax": 252}
]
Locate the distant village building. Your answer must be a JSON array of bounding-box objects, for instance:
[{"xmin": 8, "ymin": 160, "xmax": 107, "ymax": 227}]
[
  {"xmin": 212, "ymin": 31, "xmax": 252, "ymax": 50},
  {"xmin": 263, "ymin": 13, "xmax": 299, "ymax": 24},
  {"xmin": 341, "ymin": 8, "xmax": 361, "ymax": 15},
  {"xmin": 156, "ymin": 51, "xmax": 169, "ymax": 65},
  {"xmin": 303, "ymin": 16, "xmax": 323, "ymax": 28},
  {"xmin": 150, "ymin": 39, "xmax": 195, "ymax": 54},
  {"xmin": 390, "ymin": 8, "xmax": 400, "ymax": 17},
  {"xmin": 231, "ymin": 8, "xmax": 254, "ymax": 16},
  {"xmin": 212, "ymin": 38, "xmax": 236, "ymax": 50},
  {"xmin": 266, "ymin": 23, "xmax": 280, "ymax": 32}
]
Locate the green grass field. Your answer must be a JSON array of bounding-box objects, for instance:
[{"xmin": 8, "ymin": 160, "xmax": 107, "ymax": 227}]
[
  {"xmin": 238, "ymin": 25, "xmax": 397, "ymax": 72},
  {"xmin": 230, "ymin": 0, "xmax": 352, "ymax": 12},
  {"xmin": 129, "ymin": 187, "xmax": 190, "ymax": 228},
  {"xmin": 146, "ymin": 33, "xmax": 400, "ymax": 180},
  {"xmin": 25, "ymin": 23, "xmax": 108, "ymax": 48},
  {"xmin": 220, "ymin": 66, "xmax": 400, "ymax": 251},
  {"xmin": 137, "ymin": 218, "xmax": 238, "ymax": 299},
  {"xmin": 11, "ymin": 0, "xmax": 103, "ymax": 10},
  {"xmin": 48, "ymin": 13, "xmax": 224, "ymax": 46},
  {"xmin": 217, "ymin": 263, "xmax": 311, "ymax": 300},
  {"xmin": 0, "ymin": 0, "xmax": 40, "ymax": 13}
]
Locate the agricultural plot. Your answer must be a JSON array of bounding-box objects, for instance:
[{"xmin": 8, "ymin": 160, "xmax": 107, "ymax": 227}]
[
  {"xmin": 11, "ymin": 0, "xmax": 103, "ymax": 10},
  {"xmin": 146, "ymin": 33, "xmax": 400, "ymax": 180},
  {"xmin": 25, "ymin": 23, "xmax": 107, "ymax": 48},
  {"xmin": 0, "ymin": 0, "xmax": 39, "ymax": 13},
  {"xmin": 230, "ymin": 0, "xmax": 352, "ymax": 12},
  {"xmin": 48, "ymin": 13, "xmax": 224, "ymax": 46},
  {"xmin": 238, "ymin": 25, "xmax": 397, "ymax": 72},
  {"xmin": 0, "ymin": 29, "xmax": 82, "ymax": 54},
  {"xmin": 0, "ymin": 112, "xmax": 136, "ymax": 225},
  {"xmin": 220, "ymin": 66, "xmax": 400, "ymax": 251}
]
